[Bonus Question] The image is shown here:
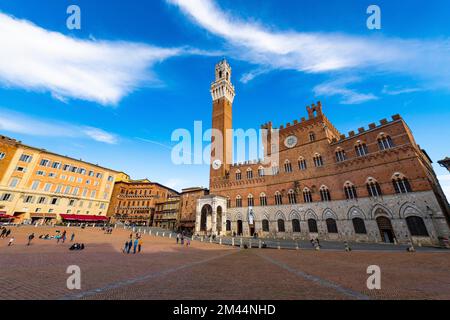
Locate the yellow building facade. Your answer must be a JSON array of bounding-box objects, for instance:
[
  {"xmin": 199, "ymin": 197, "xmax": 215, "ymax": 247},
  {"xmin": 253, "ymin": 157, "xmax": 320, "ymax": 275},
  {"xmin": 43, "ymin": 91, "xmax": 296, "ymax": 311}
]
[{"xmin": 0, "ymin": 135, "xmax": 122, "ymax": 224}]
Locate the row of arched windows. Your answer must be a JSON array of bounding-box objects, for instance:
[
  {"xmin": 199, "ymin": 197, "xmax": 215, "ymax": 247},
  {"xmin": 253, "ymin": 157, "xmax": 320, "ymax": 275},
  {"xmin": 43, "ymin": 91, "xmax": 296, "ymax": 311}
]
[
  {"xmin": 234, "ymin": 134, "xmax": 396, "ymax": 181},
  {"xmin": 229, "ymin": 174, "xmax": 412, "ymax": 208},
  {"xmin": 226, "ymin": 216, "xmax": 428, "ymax": 237}
]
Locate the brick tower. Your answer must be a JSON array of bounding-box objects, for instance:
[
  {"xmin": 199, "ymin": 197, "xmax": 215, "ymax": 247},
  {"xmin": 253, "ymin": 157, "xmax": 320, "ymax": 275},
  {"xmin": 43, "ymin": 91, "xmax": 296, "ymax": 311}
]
[{"xmin": 210, "ymin": 59, "xmax": 235, "ymax": 185}]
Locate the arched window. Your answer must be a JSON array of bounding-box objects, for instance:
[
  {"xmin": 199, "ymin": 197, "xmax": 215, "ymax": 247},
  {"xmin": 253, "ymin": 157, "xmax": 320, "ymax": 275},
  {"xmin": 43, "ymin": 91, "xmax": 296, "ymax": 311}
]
[
  {"xmin": 378, "ymin": 133, "xmax": 394, "ymax": 151},
  {"xmin": 235, "ymin": 195, "xmax": 242, "ymax": 208},
  {"xmin": 303, "ymin": 188, "xmax": 313, "ymax": 203},
  {"xmin": 259, "ymin": 193, "xmax": 267, "ymax": 206},
  {"xmin": 366, "ymin": 178, "xmax": 382, "ymax": 197},
  {"xmin": 392, "ymin": 173, "xmax": 412, "ymax": 194},
  {"xmin": 247, "ymin": 194, "xmax": 254, "ymax": 207},
  {"xmin": 352, "ymin": 218, "xmax": 367, "ymax": 234},
  {"xmin": 235, "ymin": 170, "xmax": 242, "ymax": 181},
  {"xmin": 308, "ymin": 219, "xmax": 318, "ymax": 233},
  {"xmin": 320, "ymin": 186, "xmax": 331, "ymax": 202},
  {"xmin": 272, "ymin": 164, "xmax": 279, "ymax": 175},
  {"xmin": 355, "ymin": 141, "xmax": 369, "ymax": 157},
  {"xmin": 258, "ymin": 166, "xmax": 265, "ymax": 177},
  {"xmin": 277, "ymin": 219, "xmax": 285, "ymax": 232},
  {"xmin": 344, "ymin": 182, "xmax": 358, "ymax": 200},
  {"xmin": 288, "ymin": 189, "xmax": 297, "ymax": 204},
  {"xmin": 406, "ymin": 216, "xmax": 429, "ymax": 236},
  {"xmin": 292, "ymin": 219, "xmax": 301, "ymax": 232},
  {"xmin": 226, "ymin": 197, "xmax": 231, "ymax": 208},
  {"xmin": 284, "ymin": 160, "xmax": 293, "ymax": 173},
  {"xmin": 309, "ymin": 132, "xmax": 316, "ymax": 142},
  {"xmin": 226, "ymin": 220, "xmax": 231, "ymax": 231},
  {"xmin": 326, "ymin": 218, "xmax": 338, "ymax": 233},
  {"xmin": 262, "ymin": 219, "xmax": 270, "ymax": 232},
  {"xmin": 274, "ymin": 192, "xmax": 283, "ymax": 205},
  {"xmin": 246, "ymin": 168, "xmax": 253, "ymax": 179},
  {"xmin": 335, "ymin": 148, "xmax": 347, "ymax": 163},
  {"xmin": 313, "ymin": 153, "xmax": 324, "ymax": 167},
  {"xmin": 298, "ymin": 157, "xmax": 307, "ymax": 170}
]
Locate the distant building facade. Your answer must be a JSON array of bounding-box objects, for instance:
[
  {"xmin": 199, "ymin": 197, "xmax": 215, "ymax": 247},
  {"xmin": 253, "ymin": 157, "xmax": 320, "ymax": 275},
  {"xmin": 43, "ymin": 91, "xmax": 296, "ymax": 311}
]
[
  {"xmin": 0, "ymin": 135, "xmax": 122, "ymax": 224},
  {"xmin": 108, "ymin": 179, "xmax": 179, "ymax": 226},
  {"xmin": 154, "ymin": 195, "xmax": 181, "ymax": 230},
  {"xmin": 178, "ymin": 187, "xmax": 209, "ymax": 233},
  {"xmin": 195, "ymin": 60, "xmax": 450, "ymax": 246}
]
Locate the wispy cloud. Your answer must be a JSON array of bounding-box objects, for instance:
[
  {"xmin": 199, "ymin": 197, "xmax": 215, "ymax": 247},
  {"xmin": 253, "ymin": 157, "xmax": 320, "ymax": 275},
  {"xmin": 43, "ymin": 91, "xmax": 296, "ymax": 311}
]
[
  {"xmin": 0, "ymin": 109, "xmax": 119, "ymax": 144},
  {"xmin": 0, "ymin": 12, "xmax": 183, "ymax": 105},
  {"xmin": 313, "ymin": 78, "xmax": 378, "ymax": 105},
  {"xmin": 168, "ymin": 0, "xmax": 450, "ymax": 90},
  {"xmin": 382, "ymin": 85, "xmax": 423, "ymax": 96}
]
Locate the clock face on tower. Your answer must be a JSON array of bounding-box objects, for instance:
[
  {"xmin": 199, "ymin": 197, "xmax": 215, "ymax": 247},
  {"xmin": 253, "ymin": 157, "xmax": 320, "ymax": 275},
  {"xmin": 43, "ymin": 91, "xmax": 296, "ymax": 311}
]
[
  {"xmin": 212, "ymin": 159, "xmax": 222, "ymax": 170},
  {"xmin": 284, "ymin": 135, "xmax": 298, "ymax": 148}
]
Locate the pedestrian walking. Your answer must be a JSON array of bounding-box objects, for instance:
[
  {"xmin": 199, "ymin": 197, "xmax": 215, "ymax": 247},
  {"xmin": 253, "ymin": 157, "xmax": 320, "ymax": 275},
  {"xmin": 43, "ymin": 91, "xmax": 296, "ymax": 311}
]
[
  {"xmin": 1, "ymin": 228, "xmax": 6, "ymax": 238},
  {"xmin": 186, "ymin": 238, "xmax": 191, "ymax": 247},
  {"xmin": 127, "ymin": 240, "xmax": 132, "ymax": 254},
  {"xmin": 133, "ymin": 238, "xmax": 138, "ymax": 254},
  {"xmin": 5, "ymin": 229, "xmax": 11, "ymax": 238},
  {"xmin": 176, "ymin": 233, "xmax": 180, "ymax": 244},
  {"xmin": 8, "ymin": 237, "xmax": 14, "ymax": 246},
  {"xmin": 180, "ymin": 235, "xmax": 184, "ymax": 245},
  {"xmin": 123, "ymin": 240, "xmax": 128, "ymax": 253},
  {"xmin": 27, "ymin": 233, "xmax": 35, "ymax": 246},
  {"xmin": 70, "ymin": 233, "xmax": 75, "ymax": 242},
  {"xmin": 138, "ymin": 238, "xmax": 143, "ymax": 253}
]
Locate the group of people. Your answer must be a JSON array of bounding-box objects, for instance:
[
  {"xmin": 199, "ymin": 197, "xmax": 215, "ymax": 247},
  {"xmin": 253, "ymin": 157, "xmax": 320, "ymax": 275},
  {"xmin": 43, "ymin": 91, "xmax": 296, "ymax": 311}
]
[
  {"xmin": 1, "ymin": 227, "xmax": 14, "ymax": 246},
  {"xmin": 176, "ymin": 233, "xmax": 191, "ymax": 247},
  {"xmin": 1, "ymin": 227, "xmax": 12, "ymax": 239},
  {"xmin": 310, "ymin": 238, "xmax": 321, "ymax": 250},
  {"xmin": 102, "ymin": 226, "xmax": 114, "ymax": 234},
  {"xmin": 123, "ymin": 232, "xmax": 143, "ymax": 254}
]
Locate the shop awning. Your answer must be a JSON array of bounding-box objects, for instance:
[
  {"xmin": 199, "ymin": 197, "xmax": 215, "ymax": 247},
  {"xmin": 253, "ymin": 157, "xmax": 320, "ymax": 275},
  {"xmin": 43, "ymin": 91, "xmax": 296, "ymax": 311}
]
[
  {"xmin": 60, "ymin": 214, "xmax": 108, "ymax": 222},
  {"xmin": 0, "ymin": 213, "xmax": 14, "ymax": 219}
]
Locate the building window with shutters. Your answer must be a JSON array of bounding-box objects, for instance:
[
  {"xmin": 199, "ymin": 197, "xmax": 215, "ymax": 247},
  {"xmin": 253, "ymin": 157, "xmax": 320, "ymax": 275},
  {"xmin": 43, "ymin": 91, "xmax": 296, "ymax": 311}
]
[
  {"xmin": 320, "ymin": 186, "xmax": 331, "ymax": 202},
  {"xmin": 344, "ymin": 182, "xmax": 358, "ymax": 200},
  {"xmin": 303, "ymin": 188, "xmax": 313, "ymax": 203},
  {"xmin": 298, "ymin": 157, "xmax": 307, "ymax": 170},
  {"xmin": 274, "ymin": 192, "xmax": 283, "ymax": 205},
  {"xmin": 288, "ymin": 190, "xmax": 297, "ymax": 204},
  {"xmin": 392, "ymin": 173, "xmax": 412, "ymax": 194},
  {"xmin": 366, "ymin": 178, "xmax": 382, "ymax": 197}
]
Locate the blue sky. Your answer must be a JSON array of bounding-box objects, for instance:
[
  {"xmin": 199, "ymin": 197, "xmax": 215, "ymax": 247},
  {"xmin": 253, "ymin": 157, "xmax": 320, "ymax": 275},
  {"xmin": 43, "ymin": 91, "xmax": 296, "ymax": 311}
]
[{"xmin": 0, "ymin": 0, "xmax": 449, "ymax": 196}]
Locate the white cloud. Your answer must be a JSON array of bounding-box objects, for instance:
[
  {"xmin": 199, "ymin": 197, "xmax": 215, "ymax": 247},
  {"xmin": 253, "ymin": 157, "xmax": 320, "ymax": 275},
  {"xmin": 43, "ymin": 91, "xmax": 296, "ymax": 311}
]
[
  {"xmin": 0, "ymin": 12, "xmax": 182, "ymax": 105},
  {"xmin": 313, "ymin": 78, "xmax": 378, "ymax": 105},
  {"xmin": 0, "ymin": 109, "xmax": 119, "ymax": 144},
  {"xmin": 168, "ymin": 0, "xmax": 450, "ymax": 89},
  {"xmin": 82, "ymin": 127, "xmax": 118, "ymax": 144},
  {"xmin": 382, "ymin": 85, "xmax": 423, "ymax": 96}
]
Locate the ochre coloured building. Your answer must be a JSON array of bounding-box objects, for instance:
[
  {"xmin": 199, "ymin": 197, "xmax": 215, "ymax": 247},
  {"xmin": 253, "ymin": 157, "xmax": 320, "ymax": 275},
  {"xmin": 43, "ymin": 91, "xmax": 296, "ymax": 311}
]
[
  {"xmin": 195, "ymin": 60, "xmax": 450, "ymax": 246},
  {"xmin": 0, "ymin": 135, "xmax": 122, "ymax": 224}
]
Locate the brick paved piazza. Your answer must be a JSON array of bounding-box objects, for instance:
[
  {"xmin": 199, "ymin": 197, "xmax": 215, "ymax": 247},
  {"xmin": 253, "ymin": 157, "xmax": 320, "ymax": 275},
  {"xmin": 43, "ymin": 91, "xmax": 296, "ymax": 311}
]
[{"xmin": 1, "ymin": 226, "xmax": 449, "ymax": 300}]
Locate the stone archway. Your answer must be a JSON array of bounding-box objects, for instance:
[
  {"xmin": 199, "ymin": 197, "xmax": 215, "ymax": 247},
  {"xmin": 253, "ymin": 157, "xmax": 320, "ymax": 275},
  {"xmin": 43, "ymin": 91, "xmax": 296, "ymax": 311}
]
[
  {"xmin": 376, "ymin": 216, "xmax": 395, "ymax": 243},
  {"xmin": 200, "ymin": 204, "xmax": 213, "ymax": 232}
]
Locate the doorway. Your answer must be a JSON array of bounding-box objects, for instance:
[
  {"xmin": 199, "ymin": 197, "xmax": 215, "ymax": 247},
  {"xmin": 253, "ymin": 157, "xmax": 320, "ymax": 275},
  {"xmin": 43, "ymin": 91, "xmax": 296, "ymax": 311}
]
[
  {"xmin": 376, "ymin": 216, "xmax": 395, "ymax": 243},
  {"xmin": 237, "ymin": 220, "xmax": 243, "ymax": 236}
]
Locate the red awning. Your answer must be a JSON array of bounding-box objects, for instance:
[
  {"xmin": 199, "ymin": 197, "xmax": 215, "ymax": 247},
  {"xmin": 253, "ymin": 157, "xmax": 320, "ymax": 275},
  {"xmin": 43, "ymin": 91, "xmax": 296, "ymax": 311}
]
[
  {"xmin": 0, "ymin": 213, "xmax": 14, "ymax": 219},
  {"xmin": 60, "ymin": 214, "xmax": 108, "ymax": 222}
]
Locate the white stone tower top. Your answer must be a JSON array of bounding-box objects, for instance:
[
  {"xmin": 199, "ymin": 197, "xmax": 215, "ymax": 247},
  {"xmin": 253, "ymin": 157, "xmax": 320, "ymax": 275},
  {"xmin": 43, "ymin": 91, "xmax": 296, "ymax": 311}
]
[{"xmin": 210, "ymin": 59, "xmax": 235, "ymax": 103}]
